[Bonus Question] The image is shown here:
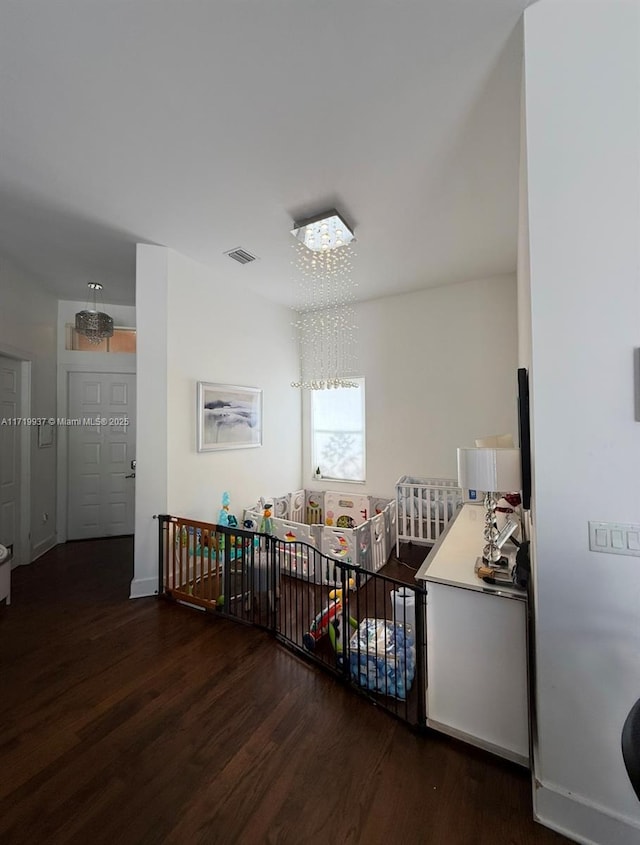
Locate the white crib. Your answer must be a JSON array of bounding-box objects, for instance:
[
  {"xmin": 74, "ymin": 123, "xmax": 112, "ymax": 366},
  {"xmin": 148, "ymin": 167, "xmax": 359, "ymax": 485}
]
[{"xmin": 395, "ymin": 476, "xmax": 462, "ymax": 557}]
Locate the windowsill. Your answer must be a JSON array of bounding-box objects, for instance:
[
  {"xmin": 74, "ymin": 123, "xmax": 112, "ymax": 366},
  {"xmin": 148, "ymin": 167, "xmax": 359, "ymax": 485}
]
[{"xmin": 312, "ymin": 477, "xmax": 366, "ymax": 485}]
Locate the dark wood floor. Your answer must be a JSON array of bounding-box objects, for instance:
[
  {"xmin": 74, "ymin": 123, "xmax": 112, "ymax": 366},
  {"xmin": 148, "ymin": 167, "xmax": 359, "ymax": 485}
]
[{"xmin": 0, "ymin": 539, "xmax": 570, "ymax": 845}]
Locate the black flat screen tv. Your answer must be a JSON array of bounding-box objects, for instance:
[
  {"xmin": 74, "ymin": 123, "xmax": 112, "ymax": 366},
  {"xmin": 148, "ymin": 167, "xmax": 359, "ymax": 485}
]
[{"xmin": 517, "ymin": 368, "xmax": 532, "ymax": 511}]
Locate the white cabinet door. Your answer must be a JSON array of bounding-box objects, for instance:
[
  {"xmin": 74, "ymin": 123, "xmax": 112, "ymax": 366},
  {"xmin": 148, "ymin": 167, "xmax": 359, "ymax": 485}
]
[
  {"xmin": 427, "ymin": 581, "xmax": 530, "ymax": 765},
  {"xmin": 67, "ymin": 372, "xmax": 136, "ymax": 540}
]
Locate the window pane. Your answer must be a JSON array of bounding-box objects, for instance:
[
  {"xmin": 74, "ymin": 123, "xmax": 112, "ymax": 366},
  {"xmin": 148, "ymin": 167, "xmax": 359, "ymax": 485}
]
[
  {"xmin": 313, "ymin": 385, "xmax": 363, "ymax": 431},
  {"xmin": 314, "ymin": 431, "xmax": 365, "ymax": 481},
  {"xmin": 312, "ymin": 379, "xmax": 365, "ymax": 482},
  {"xmin": 72, "ymin": 331, "xmax": 108, "ymax": 352},
  {"xmin": 108, "ymin": 329, "xmax": 137, "ymax": 353},
  {"xmin": 65, "ymin": 325, "xmax": 137, "ymax": 353}
]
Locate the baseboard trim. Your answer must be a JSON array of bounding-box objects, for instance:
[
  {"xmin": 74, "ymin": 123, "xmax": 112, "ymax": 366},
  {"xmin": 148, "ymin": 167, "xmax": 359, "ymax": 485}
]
[
  {"xmin": 31, "ymin": 535, "xmax": 57, "ymax": 562},
  {"xmin": 427, "ymin": 717, "xmax": 529, "ymax": 768},
  {"xmin": 534, "ymin": 781, "xmax": 640, "ymax": 845},
  {"xmin": 130, "ymin": 576, "xmax": 159, "ymax": 599}
]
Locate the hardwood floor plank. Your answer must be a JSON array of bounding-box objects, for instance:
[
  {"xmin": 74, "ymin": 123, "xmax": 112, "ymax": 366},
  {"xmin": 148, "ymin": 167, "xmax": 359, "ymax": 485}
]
[{"xmin": 0, "ymin": 539, "xmax": 569, "ymax": 845}]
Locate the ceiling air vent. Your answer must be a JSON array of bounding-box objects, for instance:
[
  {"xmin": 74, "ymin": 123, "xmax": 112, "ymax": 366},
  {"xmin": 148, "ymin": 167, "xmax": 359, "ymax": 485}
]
[{"xmin": 225, "ymin": 247, "xmax": 257, "ymax": 265}]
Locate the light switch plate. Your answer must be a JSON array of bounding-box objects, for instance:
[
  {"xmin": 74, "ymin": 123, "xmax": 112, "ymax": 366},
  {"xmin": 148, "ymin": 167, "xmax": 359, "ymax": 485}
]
[{"xmin": 589, "ymin": 521, "xmax": 640, "ymax": 556}]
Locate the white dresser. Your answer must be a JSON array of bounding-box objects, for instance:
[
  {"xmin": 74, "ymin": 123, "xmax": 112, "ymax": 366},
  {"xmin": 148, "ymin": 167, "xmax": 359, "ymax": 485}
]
[{"xmin": 416, "ymin": 503, "xmax": 530, "ymax": 766}]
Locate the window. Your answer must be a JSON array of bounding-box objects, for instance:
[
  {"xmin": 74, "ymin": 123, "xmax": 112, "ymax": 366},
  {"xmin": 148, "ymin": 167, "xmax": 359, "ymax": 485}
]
[
  {"xmin": 311, "ymin": 379, "xmax": 365, "ymax": 482},
  {"xmin": 65, "ymin": 325, "xmax": 137, "ymax": 353}
]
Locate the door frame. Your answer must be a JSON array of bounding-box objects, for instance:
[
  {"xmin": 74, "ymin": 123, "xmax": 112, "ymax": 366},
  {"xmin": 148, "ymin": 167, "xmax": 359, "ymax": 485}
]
[
  {"xmin": 0, "ymin": 343, "xmax": 32, "ymax": 567},
  {"xmin": 57, "ymin": 360, "xmax": 136, "ymax": 544}
]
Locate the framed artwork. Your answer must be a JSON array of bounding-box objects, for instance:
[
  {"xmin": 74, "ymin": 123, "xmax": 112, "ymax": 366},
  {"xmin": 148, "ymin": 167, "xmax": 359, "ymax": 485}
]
[
  {"xmin": 197, "ymin": 382, "xmax": 262, "ymax": 452},
  {"xmin": 38, "ymin": 421, "xmax": 54, "ymax": 448}
]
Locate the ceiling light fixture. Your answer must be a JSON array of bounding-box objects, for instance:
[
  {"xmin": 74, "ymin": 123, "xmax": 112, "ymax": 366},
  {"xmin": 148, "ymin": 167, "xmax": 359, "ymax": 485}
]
[
  {"xmin": 290, "ymin": 209, "xmax": 359, "ymax": 390},
  {"xmin": 75, "ymin": 283, "xmax": 114, "ymax": 344}
]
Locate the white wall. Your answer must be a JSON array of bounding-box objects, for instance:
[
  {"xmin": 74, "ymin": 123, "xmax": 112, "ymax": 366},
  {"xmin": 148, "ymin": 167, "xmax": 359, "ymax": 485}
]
[
  {"xmin": 132, "ymin": 246, "xmax": 169, "ymax": 598},
  {"xmin": 132, "ymin": 245, "xmax": 301, "ymax": 597},
  {"xmin": 517, "ymin": 69, "xmax": 532, "ymax": 371},
  {"xmin": 525, "ymin": 2, "xmax": 640, "ymax": 842},
  {"xmin": 0, "ymin": 256, "xmax": 58, "ymax": 562},
  {"xmin": 302, "ymin": 275, "xmax": 519, "ymax": 497}
]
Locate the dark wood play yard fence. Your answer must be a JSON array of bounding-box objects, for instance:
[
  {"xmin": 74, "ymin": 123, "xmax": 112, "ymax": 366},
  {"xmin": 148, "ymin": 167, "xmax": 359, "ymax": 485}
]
[{"xmin": 156, "ymin": 514, "xmax": 427, "ymax": 727}]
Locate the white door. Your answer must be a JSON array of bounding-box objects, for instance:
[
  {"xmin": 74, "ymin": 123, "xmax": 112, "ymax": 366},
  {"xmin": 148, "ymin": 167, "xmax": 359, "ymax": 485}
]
[
  {"xmin": 0, "ymin": 356, "xmax": 21, "ymax": 558},
  {"xmin": 67, "ymin": 372, "xmax": 136, "ymax": 540}
]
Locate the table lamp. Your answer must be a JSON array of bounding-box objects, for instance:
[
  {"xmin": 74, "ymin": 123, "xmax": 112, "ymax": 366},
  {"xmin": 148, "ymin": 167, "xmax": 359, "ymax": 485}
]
[{"xmin": 457, "ymin": 447, "xmax": 521, "ymax": 566}]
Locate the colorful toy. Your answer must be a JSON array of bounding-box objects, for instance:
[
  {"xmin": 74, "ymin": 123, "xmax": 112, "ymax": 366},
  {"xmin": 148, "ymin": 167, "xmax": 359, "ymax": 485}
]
[
  {"xmin": 218, "ymin": 491, "xmax": 231, "ymax": 527},
  {"xmin": 330, "ymin": 535, "xmax": 350, "ymax": 558},
  {"xmin": 259, "ymin": 503, "xmax": 273, "ymax": 534},
  {"xmin": 302, "ymin": 579, "xmax": 356, "ymax": 658},
  {"xmin": 328, "ymin": 605, "xmax": 358, "ymax": 665}
]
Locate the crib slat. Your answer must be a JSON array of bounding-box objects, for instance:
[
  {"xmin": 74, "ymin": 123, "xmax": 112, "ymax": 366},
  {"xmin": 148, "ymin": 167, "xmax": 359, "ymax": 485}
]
[
  {"xmin": 171, "ymin": 521, "xmax": 176, "ymax": 596},
  {"xmin": 206, "ymin": 530, "xmax": 212, "ymax": 603},
  {"xmin": 165, "ymin": 520, "xmax": 170, "ymax": 594},
  {"xmin": 395, "ymin": 476, "xmax": 462, "ymax": 556}
]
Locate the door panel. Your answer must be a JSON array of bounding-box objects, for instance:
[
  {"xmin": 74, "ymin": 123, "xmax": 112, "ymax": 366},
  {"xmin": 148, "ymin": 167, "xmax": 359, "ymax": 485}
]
[
  {"xmin": 67, "ymin": 372, "xmax": 136, "ymax": 540},
  {"xmin": 0, "ymin": 357, "xmax": 20, "ymax": 555}
]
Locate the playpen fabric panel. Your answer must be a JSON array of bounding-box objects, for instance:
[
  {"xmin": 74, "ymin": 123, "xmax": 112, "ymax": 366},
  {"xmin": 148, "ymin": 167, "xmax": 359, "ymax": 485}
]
[
  {"xmin": 384, "ymin": 500, "xmax": 397, "ymax": 555},
  {"xmin": 369, "ymin": 512, "xmax": 387, "ymax": 573},
  {"xmin": 395, "ymin": 476, "xmax": 462, "ymax": 556},
  {"xmin": 370, "ymin": 496, "xmax": 392, "ymax": 516},
  {"xmin": 271, "ymin": 517, "xmax": 320, "ymax": 547},
  {"xmin": 305, "ymin": 490, "xmax": 324, "ymax": 525},
  {"xmin": 289, "ymin": 489, "xmax": 305, "ymax": 522},
  {"xmin": 271, "ymin": 518, "xmax": 321, "ymax": 581},
  {"xmin": 323, "ymin": 491, "xmax": 371, "ymax": 527},
  {"xmin": 275, "ymin": 540, "xmax": 317, "ymax": 580},
  {"xmin": 271, "ymin": 495, "xmax": 290, "ymax": 519}
]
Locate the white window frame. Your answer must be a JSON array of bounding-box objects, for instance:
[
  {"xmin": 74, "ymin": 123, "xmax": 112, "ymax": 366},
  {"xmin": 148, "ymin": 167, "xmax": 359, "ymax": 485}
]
[{"xmin": 311, "ymin": 378, "xmax": 366, "ymax": 483}]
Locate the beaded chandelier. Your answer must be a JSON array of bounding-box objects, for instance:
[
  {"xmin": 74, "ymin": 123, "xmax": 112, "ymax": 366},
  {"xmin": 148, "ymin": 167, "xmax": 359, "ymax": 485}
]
[
  {"xmin": 75, "ymin": 282, "xmax": 114, "ymax": 344},
  {"xmin": 290, "ymin": 210, "xmax": 359, "ymax": 390}
]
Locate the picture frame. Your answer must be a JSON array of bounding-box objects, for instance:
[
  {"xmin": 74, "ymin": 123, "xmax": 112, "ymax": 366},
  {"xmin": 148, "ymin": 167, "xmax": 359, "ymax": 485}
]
[
  {"xmin": 38, "ymin": 421, "xmax": 54, "ymax": 448},
  {"xmin": 196, "ymin": 382, "xmax": 262, "ymax": 452}
]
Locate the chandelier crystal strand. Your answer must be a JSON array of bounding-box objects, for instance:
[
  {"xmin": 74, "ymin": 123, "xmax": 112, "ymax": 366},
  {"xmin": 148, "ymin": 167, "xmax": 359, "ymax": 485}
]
[{"xmin": 290, "ymin": 211, "xmax": 359, "ymax": 390}]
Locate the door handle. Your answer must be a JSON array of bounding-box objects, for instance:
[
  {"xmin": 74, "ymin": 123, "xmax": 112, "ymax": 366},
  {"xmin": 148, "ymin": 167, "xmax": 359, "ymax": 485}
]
[{"xmin": 125, "ymin": 473, "xmax": 136, "ymax": 479}]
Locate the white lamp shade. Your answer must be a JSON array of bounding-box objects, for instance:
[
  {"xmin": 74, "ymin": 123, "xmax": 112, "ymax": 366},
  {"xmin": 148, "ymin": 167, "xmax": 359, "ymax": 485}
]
[{"xmin": 457, "ymin": 447, "xmax": 521, "ymax": 494}]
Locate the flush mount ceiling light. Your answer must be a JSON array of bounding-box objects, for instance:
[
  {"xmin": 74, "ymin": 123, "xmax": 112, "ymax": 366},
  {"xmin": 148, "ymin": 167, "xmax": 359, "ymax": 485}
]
[
  {"xmin": 75, "ymin": 282, "xmax": 114, "ymax": 344},
  {"xmin": 290, "ymin": 209, "xmax": 359, "ymax": 390},
  {"xmin": 290, "ymin": 210, "xmax": 355, "ymax": 252}
]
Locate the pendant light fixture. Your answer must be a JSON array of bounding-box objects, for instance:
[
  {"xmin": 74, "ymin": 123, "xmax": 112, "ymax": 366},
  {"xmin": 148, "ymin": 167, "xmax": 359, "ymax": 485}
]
[{"xmin": 75, "ymin": 283, "xmax": 114, "ymax": 344}]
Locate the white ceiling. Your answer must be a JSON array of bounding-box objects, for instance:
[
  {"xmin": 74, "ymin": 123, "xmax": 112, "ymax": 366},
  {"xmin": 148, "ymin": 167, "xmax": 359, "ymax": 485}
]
[{"xmin": 0, "ymin": 1, "xmax": 530, "ymax": 308}]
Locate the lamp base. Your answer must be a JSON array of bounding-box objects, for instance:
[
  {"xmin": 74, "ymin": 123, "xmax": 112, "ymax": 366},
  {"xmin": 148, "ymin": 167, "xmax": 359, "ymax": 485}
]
[
  {"xmin": 474, "ymin": 557, "xmax": 519, "ymax": 588},
  {"xmin": 478, "ymin": 554, "xmax": 510, "ymax": 569}
]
